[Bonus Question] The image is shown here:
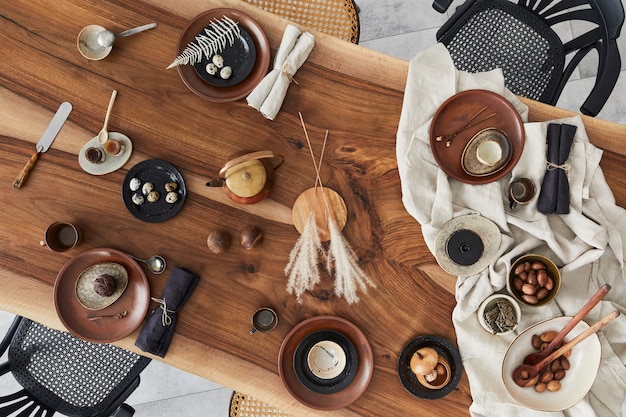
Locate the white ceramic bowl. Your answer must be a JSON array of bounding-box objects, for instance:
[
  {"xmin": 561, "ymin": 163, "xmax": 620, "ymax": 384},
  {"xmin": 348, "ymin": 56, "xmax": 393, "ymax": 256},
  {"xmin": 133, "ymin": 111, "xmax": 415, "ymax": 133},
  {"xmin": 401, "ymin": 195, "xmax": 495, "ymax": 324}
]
[
  {"xmin": 502, "ymin": 316, "xmax": 601, "ymax": 411},
  {"xmin": 477, "ymin": 293, "xmax": 521, "ymax": 335}
]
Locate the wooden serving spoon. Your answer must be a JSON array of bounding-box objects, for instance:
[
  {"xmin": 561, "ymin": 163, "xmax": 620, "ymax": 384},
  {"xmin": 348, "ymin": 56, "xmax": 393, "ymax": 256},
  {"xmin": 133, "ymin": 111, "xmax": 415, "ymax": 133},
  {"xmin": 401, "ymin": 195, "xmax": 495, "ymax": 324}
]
[
  {"xmin": 512, "ymin": 310, "xmax": 619, "ymax": 387},
  {"xmin": 523, "ymin": 284, "xmax": 611, "ymax": 365}
]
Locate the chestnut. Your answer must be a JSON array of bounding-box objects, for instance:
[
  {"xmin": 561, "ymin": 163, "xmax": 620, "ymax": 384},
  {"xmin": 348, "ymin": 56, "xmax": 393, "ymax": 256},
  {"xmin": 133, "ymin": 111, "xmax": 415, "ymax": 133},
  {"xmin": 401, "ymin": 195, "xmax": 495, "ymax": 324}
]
[
  {"xmin": 240, "ymin": 226, "xmax": 263, "ymax": 250},
  {"xmin": 207, "ymin": 230, "xmax": 232, "ymax": 254}
]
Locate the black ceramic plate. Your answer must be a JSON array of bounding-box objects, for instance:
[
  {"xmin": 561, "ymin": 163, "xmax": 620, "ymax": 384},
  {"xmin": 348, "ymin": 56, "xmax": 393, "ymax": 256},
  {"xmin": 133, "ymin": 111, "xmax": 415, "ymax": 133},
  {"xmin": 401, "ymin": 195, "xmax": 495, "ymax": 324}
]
[
  {"xmin": 397, "ymin": 335, "xmax": 462, "ymax": 399},
  {"xmin": 293, "ymin": 330, "xmax": 358, "ymax": 394},
  {"xmin": 192, "ymin": 27, "xmax": 256, "ymax": 87},
  {"xmin": 122, "ymin": 159, "xmax": 186, "ymax": 223}
]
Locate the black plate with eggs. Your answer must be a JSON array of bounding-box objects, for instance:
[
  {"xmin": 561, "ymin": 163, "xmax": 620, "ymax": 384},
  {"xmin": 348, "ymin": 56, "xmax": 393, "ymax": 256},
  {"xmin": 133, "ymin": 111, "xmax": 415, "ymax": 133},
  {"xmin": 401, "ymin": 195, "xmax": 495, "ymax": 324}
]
[
  {"xmin": 122, "ymin": 159, "xmax": 186, "ymax": 223},
  {"xmin": 192, "ymin": 27, "xmax": 257, "ymax": 88}
]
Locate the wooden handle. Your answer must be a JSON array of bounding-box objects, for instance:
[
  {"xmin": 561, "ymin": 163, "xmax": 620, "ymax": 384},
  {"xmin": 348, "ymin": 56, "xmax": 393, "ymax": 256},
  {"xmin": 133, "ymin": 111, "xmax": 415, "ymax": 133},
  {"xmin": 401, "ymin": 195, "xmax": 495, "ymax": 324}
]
[
  {"xmin": 219, "ymin": 151, "xmax": 284, "ymax": 178},
  {"xmin": 541, "ymin": 284, "xmax": 610, "ymax": 355},
  {"xmin": 12, "ymin": 151, "xmax": 40, "ymax": 189},
  {"xmin": 535, "ymin": 310, "xmax": 620, "ymax": 371}
]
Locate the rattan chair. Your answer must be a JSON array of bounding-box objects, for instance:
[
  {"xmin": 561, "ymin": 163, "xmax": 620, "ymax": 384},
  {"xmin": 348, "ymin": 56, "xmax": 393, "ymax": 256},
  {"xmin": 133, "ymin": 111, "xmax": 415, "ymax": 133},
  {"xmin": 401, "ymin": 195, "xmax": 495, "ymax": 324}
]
[
  {"xmin": 433, "ymin": 0, "xmax": 624, "ymax": 116},
  {"xmin": 229, "ymin": 391, "xmax": 293, "ymax": 417},
  {"xmin": 244, "ymin": 0, "xmax": 360, "ymax": 43},
  {"xmin": 0, "ymin": 316, "xmax": 151, "ymax": 417}
]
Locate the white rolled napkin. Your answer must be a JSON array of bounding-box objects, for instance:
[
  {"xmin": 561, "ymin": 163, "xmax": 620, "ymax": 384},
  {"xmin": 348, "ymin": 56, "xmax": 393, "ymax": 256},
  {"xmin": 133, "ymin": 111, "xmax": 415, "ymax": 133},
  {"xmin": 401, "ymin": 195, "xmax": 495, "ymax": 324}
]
[
  {"xmin": 246, "ymin": 24, "xmax": 302, "ymax": 110},
  {"xmin": 258, "ymin": 32, "xmax": 315, "ymax": 120}
]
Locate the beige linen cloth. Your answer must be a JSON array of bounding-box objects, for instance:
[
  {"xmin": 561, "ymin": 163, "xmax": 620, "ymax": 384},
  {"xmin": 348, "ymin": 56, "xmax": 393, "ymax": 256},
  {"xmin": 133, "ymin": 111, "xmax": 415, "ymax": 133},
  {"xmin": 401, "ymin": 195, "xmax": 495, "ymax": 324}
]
[
  {"xmin": 246, "ymin": 24, "xmax": 315, "ymax": 120},
  {"xmin": 396, "ymin": 43, "xmax": 626, "ymax": 417}
]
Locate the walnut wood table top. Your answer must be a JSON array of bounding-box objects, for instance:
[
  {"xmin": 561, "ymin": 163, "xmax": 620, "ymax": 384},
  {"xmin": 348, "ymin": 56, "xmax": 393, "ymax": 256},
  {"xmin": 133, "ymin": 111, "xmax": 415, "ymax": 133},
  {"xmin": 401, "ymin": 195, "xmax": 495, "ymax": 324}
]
[{"xmin": 2, "ymin": 1, "xmax": 626, "ymax": 416}]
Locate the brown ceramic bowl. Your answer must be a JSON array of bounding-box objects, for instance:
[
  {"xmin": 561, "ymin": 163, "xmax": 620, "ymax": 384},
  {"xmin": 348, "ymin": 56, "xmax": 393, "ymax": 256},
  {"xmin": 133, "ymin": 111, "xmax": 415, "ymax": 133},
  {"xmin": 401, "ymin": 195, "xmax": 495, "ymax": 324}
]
[{"xmin": 507, "ymin": 254, "xmax": 561, "ymax": 306}]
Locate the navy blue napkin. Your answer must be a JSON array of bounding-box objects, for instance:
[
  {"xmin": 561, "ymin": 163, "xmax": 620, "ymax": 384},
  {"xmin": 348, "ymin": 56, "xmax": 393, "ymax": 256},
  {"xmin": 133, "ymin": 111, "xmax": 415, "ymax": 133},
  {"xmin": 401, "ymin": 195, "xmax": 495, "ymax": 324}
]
[
  {"xmin": 135, "ymin": 267, "xmax": 199, "ymax": 357},
  {"xmin": 537, "ymin": 123, "xmax": 576, "ymax": 214}
]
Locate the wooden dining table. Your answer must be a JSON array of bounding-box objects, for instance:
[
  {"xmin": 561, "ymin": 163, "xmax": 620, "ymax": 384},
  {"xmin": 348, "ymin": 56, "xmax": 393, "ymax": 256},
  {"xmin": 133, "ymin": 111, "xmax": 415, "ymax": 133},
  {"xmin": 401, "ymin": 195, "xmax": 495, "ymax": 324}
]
[{"xmin": 2, "ymin": 0, "xmax": 626, "ymax": 416}]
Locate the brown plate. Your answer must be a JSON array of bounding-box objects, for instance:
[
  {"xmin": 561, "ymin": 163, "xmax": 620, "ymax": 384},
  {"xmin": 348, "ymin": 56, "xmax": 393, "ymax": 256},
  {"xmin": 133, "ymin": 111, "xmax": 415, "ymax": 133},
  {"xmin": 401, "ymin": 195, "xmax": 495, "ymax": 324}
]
[
  {"xmin": 278, "ymin": 316, "xmax": 373, "ymax": 410},
  {"xmin": 175, "ymin": 8, "xmax": 270, "ymax": 102},
  {"xmin": 430, "ymin": 90, "xmax": 525, "ymax": 184},
  {"xmin": 54, "ymin": 248, "xmax": 150, "ymax": 343}
]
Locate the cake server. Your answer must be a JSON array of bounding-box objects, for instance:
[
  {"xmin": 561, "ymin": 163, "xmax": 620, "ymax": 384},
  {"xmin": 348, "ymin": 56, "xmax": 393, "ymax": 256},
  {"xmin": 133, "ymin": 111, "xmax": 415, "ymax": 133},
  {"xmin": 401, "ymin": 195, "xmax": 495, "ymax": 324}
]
[{"xmin": 13, "ymin": 101, "xmax": 72, "ymax": 189}]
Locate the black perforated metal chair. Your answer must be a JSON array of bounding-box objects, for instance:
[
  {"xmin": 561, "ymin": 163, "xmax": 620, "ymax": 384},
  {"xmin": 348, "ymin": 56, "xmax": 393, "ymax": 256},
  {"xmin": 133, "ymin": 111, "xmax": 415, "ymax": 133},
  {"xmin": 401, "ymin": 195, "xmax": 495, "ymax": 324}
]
[
  {"xmin": 0, "ymin": 316, "xmax": 151, "ymax": 417},
  {"xmin": 433, "ymin": 0, "xmax": 624, "ymax": 116}
]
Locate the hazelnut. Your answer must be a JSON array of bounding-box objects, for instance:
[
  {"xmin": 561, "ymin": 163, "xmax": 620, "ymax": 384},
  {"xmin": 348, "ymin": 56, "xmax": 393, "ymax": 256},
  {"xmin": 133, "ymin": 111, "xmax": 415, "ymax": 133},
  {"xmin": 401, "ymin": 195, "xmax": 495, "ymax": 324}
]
[
  {"xmin": 240, "ymin": 226, "xmax": 263, "ymax": 250},
  {"xmin": 207, "ymin": 230, "xmax": 232, "ymax": 254}
]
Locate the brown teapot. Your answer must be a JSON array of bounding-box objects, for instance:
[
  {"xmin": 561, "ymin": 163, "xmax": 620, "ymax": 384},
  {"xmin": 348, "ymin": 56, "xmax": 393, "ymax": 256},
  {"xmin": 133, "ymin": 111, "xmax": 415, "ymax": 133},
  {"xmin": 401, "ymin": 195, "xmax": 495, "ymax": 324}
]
[{"xmin": 206, "ymin": 151, "xmax": 284, "ymax": 204}]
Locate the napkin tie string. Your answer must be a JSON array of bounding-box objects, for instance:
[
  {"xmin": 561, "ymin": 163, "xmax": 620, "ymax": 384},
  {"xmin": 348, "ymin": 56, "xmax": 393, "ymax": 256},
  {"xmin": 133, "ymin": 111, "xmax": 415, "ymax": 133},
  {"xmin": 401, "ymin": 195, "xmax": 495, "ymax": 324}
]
[
  {"xmin": 281, "ymin": 61, "xmax": 299, "ymax": 85},
  {"xmin": 546, "ymin": 161, "xmax": 571, "ymax": 181},
  {"xmin": 151, "ymin": 297, "xmax": 176, "ymax": 326}
]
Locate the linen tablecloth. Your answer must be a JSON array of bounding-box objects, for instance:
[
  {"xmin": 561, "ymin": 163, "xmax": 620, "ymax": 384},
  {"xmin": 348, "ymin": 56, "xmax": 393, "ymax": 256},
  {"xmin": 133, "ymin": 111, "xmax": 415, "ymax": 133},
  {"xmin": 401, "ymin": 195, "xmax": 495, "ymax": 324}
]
[{"xmin": 396, "ymin": 43, "xmax": 626, "ymax": 417}]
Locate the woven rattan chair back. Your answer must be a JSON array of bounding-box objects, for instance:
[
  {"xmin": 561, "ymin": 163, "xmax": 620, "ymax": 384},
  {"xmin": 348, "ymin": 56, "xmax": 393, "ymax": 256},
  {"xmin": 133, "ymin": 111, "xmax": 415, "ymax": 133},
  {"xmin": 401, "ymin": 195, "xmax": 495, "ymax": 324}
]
[
  {"xmin": 0, "ymin": 316, "xmax": 151, "ymax": 417},
  {"xmin": 434, "ymin": 0, "xmax": 624, "ymax": 116},
  {"xmin": 229, "ymin": 391, "xmax": 294, "ymax": 417},
  {"xmin": 244, "ymin": 0, "xmax": 360, "ymax": 43}
]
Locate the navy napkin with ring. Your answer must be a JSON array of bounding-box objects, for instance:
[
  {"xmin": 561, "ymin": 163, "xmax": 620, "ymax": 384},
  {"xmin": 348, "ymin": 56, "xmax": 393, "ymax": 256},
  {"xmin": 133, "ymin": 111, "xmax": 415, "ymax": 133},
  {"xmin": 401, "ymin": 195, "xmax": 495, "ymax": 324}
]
[
  {"xmin": 537, "ymin": 123, "xmax": 577, "ymax": 214},
  {"xmin": 135, "ymin": 267, "xmax": 199, "ymax": 357}
]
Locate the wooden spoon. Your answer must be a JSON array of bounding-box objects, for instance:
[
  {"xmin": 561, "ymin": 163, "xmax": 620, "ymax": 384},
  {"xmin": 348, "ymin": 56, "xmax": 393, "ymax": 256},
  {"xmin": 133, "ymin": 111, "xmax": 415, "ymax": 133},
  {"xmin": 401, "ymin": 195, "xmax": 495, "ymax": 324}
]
[
  {"xmin": 97, "ymin": 89, "xmax": 117, "ymax": 144},
  {"xmin": 512, "ymin": 310, "xmax": 619, "ymax": 387},
  {"xmin": 523, "ymin": 284, "xmax": 611, "ymax": 365}
]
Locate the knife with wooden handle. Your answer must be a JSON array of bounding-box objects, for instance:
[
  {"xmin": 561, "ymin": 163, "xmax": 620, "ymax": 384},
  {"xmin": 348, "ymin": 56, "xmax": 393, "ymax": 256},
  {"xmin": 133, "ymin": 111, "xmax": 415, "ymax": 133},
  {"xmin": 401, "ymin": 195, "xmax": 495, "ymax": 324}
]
[{"xmin": 13, "ymin": 101, "xmax": 73, "ymax": 189}]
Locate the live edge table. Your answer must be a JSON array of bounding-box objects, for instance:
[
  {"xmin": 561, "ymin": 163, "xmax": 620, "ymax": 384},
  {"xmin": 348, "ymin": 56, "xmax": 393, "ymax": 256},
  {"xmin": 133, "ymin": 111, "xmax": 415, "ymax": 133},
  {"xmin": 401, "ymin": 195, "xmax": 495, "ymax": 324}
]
[{"xmin": 1, "ymin": 1, "xmax": 626, "ymax": 416}]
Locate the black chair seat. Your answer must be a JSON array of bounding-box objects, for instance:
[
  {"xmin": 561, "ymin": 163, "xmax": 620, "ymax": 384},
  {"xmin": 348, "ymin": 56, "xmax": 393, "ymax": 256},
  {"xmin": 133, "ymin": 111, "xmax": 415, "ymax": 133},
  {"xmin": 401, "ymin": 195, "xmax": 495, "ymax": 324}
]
[
  {"xmin": 0, "ymin": 317, "xmax": 151, "ymax": 417},
  {"xmin": 434, "ymin": 0, "xmax": 624, "ymax": 116}
]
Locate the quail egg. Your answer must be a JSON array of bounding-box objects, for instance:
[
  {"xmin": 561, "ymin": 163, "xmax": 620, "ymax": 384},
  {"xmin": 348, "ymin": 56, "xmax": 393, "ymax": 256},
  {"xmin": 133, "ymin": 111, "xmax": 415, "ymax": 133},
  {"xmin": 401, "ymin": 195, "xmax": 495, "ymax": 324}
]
[
  {"xmin": 212, "ymin": 54, "xmax": 224, "ymax": 68},
  {"xmin": 206, "ymin": 63, "xmax": 218, "ymax": 75},
  {"xmin": 220, "ymin": 66, "xmax": 232, "ymax": 80},
  {"xmin": 147, "ymin": 190, "xmax": 160, "ymax": 203},
  {"xmin": 129, "ymin": 178, "xmax": 142, "ymax": 192},
  {"xmin": 142, "ymin": 182, "xmax": 154, "ymax": 195},
  {"xmin": 165, "ymin": 182, "xmax": 178, "ymax": 192},
  {"xmin": 166, "ymin": 191, "xmax": 179, "ymax": 204},
  {"xmin": 132, "ymin": 193, "xmax": 145, "ymax": 205}
]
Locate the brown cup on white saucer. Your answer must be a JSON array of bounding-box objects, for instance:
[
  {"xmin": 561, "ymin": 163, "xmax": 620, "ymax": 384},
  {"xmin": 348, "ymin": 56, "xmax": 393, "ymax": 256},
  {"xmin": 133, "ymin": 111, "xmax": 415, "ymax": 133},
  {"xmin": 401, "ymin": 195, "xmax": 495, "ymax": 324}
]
[{"xmin": 41, "ymin": 222, "xmax": 81, "ymax": 252}]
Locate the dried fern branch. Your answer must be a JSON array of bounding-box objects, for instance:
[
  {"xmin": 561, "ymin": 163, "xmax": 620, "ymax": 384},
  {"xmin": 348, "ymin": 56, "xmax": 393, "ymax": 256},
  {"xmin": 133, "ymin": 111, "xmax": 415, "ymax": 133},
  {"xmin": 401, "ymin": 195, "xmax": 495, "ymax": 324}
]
[
  {"xmin": 167, "ymin": 16, "xmax": 240, "ymax": 69},
  {"xmin": 285, "ymin": 212, "xmax": 323, "ymax": 302},
  {"xmin": 326, "ymin": 216, "xmax": 376, "ymax": 304}
]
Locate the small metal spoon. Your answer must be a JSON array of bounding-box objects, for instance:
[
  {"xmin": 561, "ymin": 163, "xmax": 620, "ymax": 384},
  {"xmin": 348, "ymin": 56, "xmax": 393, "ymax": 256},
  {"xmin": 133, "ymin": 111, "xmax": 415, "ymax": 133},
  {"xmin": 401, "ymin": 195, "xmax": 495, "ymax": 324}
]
[
  {"xmin": 128, "ymin": 254, "xmax": 167, "ymax": 274},
  {"xmin": 98, "ymin": 90, "xmax": 117, "ymax": 144},
  {"xmin": 97, "ymin": 23, "xmax": 158, "ymax": 48}
]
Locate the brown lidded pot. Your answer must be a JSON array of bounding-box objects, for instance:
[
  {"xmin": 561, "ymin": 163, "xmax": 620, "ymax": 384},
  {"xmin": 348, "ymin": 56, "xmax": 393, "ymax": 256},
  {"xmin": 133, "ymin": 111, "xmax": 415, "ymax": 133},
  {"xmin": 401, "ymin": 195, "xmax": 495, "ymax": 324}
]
[{"xmin": 206, "ymin": 151, "xmax": 284, "ymax": 204}]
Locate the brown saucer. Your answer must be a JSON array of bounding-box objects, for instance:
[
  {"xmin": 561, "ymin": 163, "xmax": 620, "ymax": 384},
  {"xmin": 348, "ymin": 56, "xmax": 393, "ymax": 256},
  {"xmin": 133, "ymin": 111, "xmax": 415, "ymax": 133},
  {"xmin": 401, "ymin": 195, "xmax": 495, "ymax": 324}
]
[
  {"xmin": 54, "ymin": 248, "xmax": 150, "ymax": 343},
  {"xmin": 278, "ymin": 315, "xmax": 373, "ymax": 410},
  {"xmin": 174, "ymin": 8, "xmax": 270, "ymax": 102},
  {"xmin": 430, "ymin": 89, "xmax": 525, "ymax": 184}
]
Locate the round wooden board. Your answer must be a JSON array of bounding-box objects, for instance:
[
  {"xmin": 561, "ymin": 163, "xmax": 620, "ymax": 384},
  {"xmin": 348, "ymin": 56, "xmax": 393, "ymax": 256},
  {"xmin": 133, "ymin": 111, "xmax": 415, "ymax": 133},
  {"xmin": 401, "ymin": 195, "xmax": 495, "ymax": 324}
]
[{"xmin": 292, "ymin": 187, "xmax": 348, "ymax": 242}]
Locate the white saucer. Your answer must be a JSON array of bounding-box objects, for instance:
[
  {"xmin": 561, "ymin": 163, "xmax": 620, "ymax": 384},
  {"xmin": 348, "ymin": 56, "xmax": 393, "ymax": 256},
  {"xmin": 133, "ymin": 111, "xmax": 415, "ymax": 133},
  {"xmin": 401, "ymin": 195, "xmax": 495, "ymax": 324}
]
[{"xmin": 78, "ymin": 132, "xmax": 133, "ymax": 175}]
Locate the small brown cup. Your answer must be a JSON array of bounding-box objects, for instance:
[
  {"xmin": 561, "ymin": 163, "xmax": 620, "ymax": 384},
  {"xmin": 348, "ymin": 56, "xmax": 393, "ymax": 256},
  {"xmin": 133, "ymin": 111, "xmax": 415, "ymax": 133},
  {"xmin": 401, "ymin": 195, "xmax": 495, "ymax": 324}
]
[
  {"xmin": 85, "ymin": 147, "xmax": 106, "ymax": 164},
  {"xmin": 41, "ymin": 222, "xmax": 81, "ymax": 252},
  {"xmin": 249, "ymin": 307, "xmax": 278, "ymax": 335},
  {"xmin": 508, "ymin": 178, "xmax": 536, "ymax": 209},
  {"xmin": 104, "ymin": 138, "xmax": 124, "ymax": 156}
]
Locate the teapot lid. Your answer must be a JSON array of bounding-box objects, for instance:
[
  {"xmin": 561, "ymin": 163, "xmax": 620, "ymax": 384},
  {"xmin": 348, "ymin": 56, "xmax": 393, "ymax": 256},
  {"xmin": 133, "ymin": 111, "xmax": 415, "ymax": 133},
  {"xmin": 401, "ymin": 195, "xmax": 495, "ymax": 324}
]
[{"xmin": 224, "ymin": 159, "xmax": 267, "ymax": 198}]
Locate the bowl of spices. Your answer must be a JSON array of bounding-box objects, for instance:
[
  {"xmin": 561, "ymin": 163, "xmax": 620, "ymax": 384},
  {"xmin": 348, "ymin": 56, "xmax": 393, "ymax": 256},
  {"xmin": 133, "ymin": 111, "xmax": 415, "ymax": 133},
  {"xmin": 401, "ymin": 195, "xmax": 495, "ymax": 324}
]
[{"xmin": 478, "ymin": 293, "xmax": 521, "ymax": 335}]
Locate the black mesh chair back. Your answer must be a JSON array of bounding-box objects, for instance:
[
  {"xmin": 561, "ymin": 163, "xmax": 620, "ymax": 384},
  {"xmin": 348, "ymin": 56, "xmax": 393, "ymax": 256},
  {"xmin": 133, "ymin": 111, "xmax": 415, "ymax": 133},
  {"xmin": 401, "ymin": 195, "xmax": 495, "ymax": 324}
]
[
  {"xmin": 0, "ymin": 316, "xmax": 151, "ymax": 417},
  {"xmin": 433, "ymin": 0, "xmax": 624, "ymax": 116}
]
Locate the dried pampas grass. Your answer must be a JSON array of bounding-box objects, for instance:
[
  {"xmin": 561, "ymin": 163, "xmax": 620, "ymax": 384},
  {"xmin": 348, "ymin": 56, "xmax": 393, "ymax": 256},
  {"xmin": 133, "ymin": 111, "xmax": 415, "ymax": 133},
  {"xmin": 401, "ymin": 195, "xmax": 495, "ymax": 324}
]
[{"xmin": 285, "ymin": 113, "xmax": 375, "ymax": 304}]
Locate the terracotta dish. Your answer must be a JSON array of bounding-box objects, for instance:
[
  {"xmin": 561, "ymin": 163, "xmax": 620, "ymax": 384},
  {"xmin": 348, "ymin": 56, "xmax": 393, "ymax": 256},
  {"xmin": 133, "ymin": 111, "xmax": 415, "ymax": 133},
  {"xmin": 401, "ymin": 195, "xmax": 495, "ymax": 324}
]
[
  {"xmin": 278, "ymin": 315, "xmax": 373, "ymax": 410},
  {"xmin": 175, "ymin": 8, "xmax": 270, "ymax": 102},
  {"xmin": 430, "ymin": 89, "xmax": 525, "ymax": 184},
  {"xmin": 54, "ymin": 248, "xmax": 150, "ymax": 343}
]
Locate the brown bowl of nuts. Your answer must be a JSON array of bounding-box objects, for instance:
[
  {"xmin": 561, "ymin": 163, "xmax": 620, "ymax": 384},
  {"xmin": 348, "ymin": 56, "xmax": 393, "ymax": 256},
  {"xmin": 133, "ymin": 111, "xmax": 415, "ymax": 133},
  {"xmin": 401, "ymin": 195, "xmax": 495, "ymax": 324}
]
[{"xmin": 507, "ymin": 254, "xmax": 561, "ymax": 306}]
